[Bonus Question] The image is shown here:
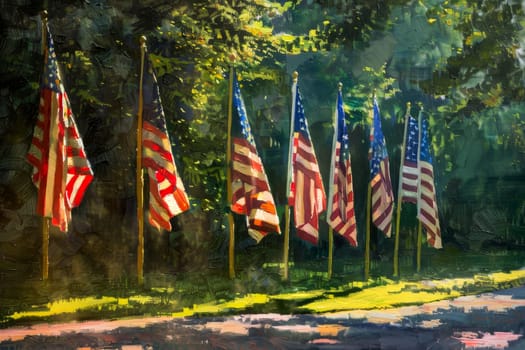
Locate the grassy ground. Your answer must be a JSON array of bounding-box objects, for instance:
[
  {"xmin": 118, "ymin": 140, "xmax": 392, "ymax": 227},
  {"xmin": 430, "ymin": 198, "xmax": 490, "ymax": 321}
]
[{"xmin": 1, "ymin": 249, "xmax": 525, "ymax": 329}]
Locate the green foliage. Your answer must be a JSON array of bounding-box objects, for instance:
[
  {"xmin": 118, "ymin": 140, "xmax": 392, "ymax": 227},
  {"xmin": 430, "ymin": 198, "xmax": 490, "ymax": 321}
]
[
  {"xmin": 421, "ymin": 0, "xmax": 525, "ymax": 114},
  {"xmin": 2, "ymin": 0, "xmax": 525, "ymax": 283}
]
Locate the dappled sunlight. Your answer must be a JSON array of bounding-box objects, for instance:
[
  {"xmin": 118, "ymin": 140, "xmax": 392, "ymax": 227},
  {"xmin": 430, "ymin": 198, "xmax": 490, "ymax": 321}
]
[
  {"xmin": 171, "ymin": 293, "xmax": 270, "ymax": 317},
  {"xmin": 4, "ymin": 268, "xmax": 525, "ymax": 325},
  {"xmin": 453, "ymin": 331, "xmax": 522, "ymax": 349},
  {"xmin": 10, "ymin": 297, "xmax": 119, "ymax": 320}
]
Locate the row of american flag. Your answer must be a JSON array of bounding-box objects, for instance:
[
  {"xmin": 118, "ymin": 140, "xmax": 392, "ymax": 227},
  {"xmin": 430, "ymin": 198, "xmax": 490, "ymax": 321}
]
[{"xmin": 28, "ymin": 25, "xmax": 441, "ymax": 268}]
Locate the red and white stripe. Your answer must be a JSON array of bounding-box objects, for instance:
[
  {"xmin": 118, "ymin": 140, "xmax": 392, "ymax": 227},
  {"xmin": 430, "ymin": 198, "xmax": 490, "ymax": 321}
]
[
  {"xmin": 290, "ymin": 132, "xmax": 326, "ymax": 244},
  {"xmin": 418, "ymin": 161, "xmax": 442, "ymax": 248},
  {"xmin": 328, "ymin": 141, "xmax": 357, "ymax": 246},
  {"xmin": 231, "ymin": 138, "xmax": 280, "ymax": 242},
  {"xmin": 371, "ymin": 158, "xmax": 394, "ymax": 237},
  {"xmin": 400, "ymin": 160, "xmax": 419, "ymax": 203},
  {"xmin": 27, "ymin": 89, "xmax": 93, "ymax": 232},
  {"xmin": 142, "ymin": 121, "xmax": 189, "ymax": 231}
]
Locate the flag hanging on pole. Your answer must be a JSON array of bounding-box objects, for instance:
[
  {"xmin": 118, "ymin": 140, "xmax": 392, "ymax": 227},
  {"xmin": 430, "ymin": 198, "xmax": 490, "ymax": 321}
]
[
  {"xmin": 417, "ymin": 114, "xmax": 442, "ymax": 248},
  {"xmin": 369, "ymin": 97, "xmax": 394, "ymax": 237},
  {"xmin": 141, "ymin": 51, "xmax": 190, "ymax": 231},
  {"xmin": 230, "ymin": 72, "xmax": 280, "ymax": 242},
  {"xmin": 27, "ymin": 25, "xmax": 93, "ymax": 232},
  {"xmin": 399, "ymin": 114, "xmax": 419, "ymax": 203},
  {"xmin": 327, "ymin": 86, "xmax": 357, "ymax": 246},
  {"xmin": 287, "ymin": 78, "xmax": 326, "ymax": 245}
]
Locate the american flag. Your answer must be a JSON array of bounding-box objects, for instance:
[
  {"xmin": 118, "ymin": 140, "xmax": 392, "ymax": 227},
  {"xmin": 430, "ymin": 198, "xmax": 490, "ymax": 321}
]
[
  {"xmin": 417, "ymin": 115, "xmax": 442, "ymax": 248},
  {"xmin": 230, "ymin": 72, "xmax": 280, "ymax": 242},
  {"xmin": 369, "ymin": 98, "xmax": 394, "ymax": 237},
  {"xmin": 141, "ymin": 51, "xmax": 189, "ymax": 231},
  {"xmin": 327, "ymin": 88, "xmax": 357, "ymax": 246},
  {"xmin": 26, "ymin": 26, "xmax": 93, "ymax": 232},
  {"xmin": 287, "ymin": 80, "xmax": 326, "ymax": 245},
  {"xmin": 399, "ymin": 114, "xmax": 419, "ymax": 203}
]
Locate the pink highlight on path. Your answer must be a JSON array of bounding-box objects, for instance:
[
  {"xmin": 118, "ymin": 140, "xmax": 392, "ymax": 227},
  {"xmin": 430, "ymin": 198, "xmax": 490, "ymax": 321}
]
[
  {"xmin": 309, "ymin": 338, "xmax": 341, "ymax": 344},
  {"xmin": 453, "ymin": 331, "xmax": 522, "ymax": 349},
  {"xmin": 234, "ymin": 313, "xmax": 293, "ymax": 322},
  {"xmin": 0, "ymin": 316, "xmax": 173, "ymax": 342},
  {"xmin": 273, "ymin": 324, "xmax": 318, "ymax": 333}
]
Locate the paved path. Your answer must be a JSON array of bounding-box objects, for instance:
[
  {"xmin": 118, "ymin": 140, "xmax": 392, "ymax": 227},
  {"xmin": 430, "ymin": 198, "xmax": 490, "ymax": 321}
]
[{"xmin": 1, "ymin": 286, "xmax": 525, "ymax": 349}]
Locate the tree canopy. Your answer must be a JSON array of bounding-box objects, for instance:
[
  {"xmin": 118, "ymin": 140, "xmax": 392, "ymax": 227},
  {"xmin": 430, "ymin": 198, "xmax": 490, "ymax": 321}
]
[{"xmin": 1, "ymin": 0, "xmax": 525, "ymax": 282}]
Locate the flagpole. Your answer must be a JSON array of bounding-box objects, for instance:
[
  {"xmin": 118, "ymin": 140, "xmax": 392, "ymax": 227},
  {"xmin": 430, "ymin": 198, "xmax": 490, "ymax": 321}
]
[
  {"xmin": 227, "ymin": 65, "xmax": 235, "ymax": 279},
  {"xmin": 365, "ymin": 183, "xmax": 371, "ymax": 281},
  {"xmin": 393, "ymin": 102, "xmax": 411, "ymax": 277},
  {"xmin": 364, "ymin": 92, "xmax": 374, "ymax": 281},
  {"xmin": 40, "ymin": 10, "xmax": 50, "ymax": 282},
  {"xmin": 416, "ymin": 103, "xmax": 424, "ymax": 273},
  {"xmin": 283, "ymin": 71, "xmax": 299, "ymax": 281},
  {"xmin": 416, "ymin": 220, "xmax": 422, "ymax": 272},
  {"xmin": 282, "ymin": 205, "xmax": 290, "ymax": 281},
  {"xmin": 136, "ymin": 35, "xmax": 147, "ymax": 286},
  {"xmin": 327, "ymin": 227, "xmax": 333, "ymax": 279}
]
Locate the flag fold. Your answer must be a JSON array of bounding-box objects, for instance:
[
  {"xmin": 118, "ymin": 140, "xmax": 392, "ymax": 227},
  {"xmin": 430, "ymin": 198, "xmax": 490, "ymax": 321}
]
[
  {"xmin": 417, "ymin": 114, "xmax": 442, "ymax": 248},
  {"xmin": 287, "ymin": 79, "xmax": 326, "ymax": 245},
  {"xmin": 230, "ymin": 72, "xmax": 280, "ymax": 242},
  {"xmin": 327, "ymin": 88, "xmax": 357, "ymax": 246},
  {"xmin": 27, "ymin": 25, "xmax": 93, "ymax": 232},
  {"xmin": 369, "ymin": 98, "xmax": 394, "ymax": 237},
  {"xmin": 141, "ymin": 51, "xmax": 190, "ymax": 231}
]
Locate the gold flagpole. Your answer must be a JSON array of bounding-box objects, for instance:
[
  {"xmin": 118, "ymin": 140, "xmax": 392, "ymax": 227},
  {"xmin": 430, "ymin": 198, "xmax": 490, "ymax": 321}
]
[
  {"xmin": 416, "ymin": 103, "xmax": 424, "ymax": 273},
  {"xmin": 283, "ymin": 71, "xmax": 299, "ymax": 281},
  {"xmin": 41, "ymin": 10, "xmax": 47, "ymax": 54},
  {"xmin": 227, "ymin": 65, "xmax": 235, "ymax": 279},
  {"xmin": 364, "ymin": 184, "xmax": 371, "ymax": 281},
  {"xmin": 393, "ymin": 102, "xmax": 411, "ymax": 277},
  {"xmin": 416, "ymin": 220, "xmax": 422, "ymax": 272},
  {"xmin": 40, "ymin": 10, "xmax": 50, "ymax": 282},
  {"xmin": 328, "ymin": 227, "xmax": 333, "ymax": 280},
  {"xmin": 364, "ymin": 91, "xmax": 374, "ymax": 281},
  {"xmin": 136, "ymin": 36, "xmax": 147, "ymax": 286},
  {"xmin": 282, "ymin": 205, "xmax": 290, "ymax": 281}
]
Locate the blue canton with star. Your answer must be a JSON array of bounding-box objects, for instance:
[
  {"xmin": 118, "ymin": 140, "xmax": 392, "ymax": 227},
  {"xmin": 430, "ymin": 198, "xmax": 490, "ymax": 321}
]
[
  {"xmin": 404, "ymin": 115, "xmax": 419, "ymax": 163},
  {"xmin": 370, "ymin": 99, "xmax": 389, "ymax": 178},
  {"xmin": 143, "ymin": 54, "xmax": 168, "ymax": 134},
  {"xmin": 294, "ymin": 86, "xmax": 311, "ymax": 139},
  {"xmin": 419, "ymin": 116, "xmax": 433, "ymax": 164},
  {"xmin": 42, "ymin": 27, "xmax": 63, "ymax": 93},
  {"xmin": 337, "ymin": 90, "xmax": 350, "ymax": 162},
  {"xmin": 232, "ymin": 73, "xmax": 256, "ymax": 146}
]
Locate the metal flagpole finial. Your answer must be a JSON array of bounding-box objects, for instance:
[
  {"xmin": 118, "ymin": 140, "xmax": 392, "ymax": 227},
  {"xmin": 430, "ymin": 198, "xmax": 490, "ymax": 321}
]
[
  {"xmin": 40, "ymin": 10, "xmax": 48, "ymax": 54},
  {"xmin": 292, "ymin": 71, "xmax": 299, "ymax": 83},
  {"xmin": 140, "ymin": 35, "xmax": 147, "ymax": 48},
  {"xmin": 338, "ymin": 82, "xmax": 343, "ymax": 91},
  {"xmin": 40, "ymin": 10, "xmax": 48, "ymax": 22},
  {"xmin": 405, "ymin": 101, "xmax": 411, "ymax": 115},
  {"xmin": 418, "ymin": 101, "xmax": 424, "ymax": 110}
]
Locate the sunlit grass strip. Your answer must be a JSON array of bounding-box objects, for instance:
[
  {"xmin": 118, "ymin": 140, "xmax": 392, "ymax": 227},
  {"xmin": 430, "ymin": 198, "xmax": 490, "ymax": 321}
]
[
  {"xmin": 300, "ymin": 269, "xmax": 525, "ymax": 313},
  {"xmin": 8, "ymin": 294, "xmax": 169, "ymax": 321},
  {"xmin": 10, "ymin": 297, "xmax": 119, "ymax": 320},
  {"xmin": 270, "ymin": 290, "xmax": 325, "ymax": 301},
  {"xmin": 301, "ymin": 283, "xmax": 462, "ymax": 313},
  {"xmin": 6, "ymin": 269, "xmax": 525, "ymax": 322},
  {"xmin": 488, "ymin": 269, "xmax": 525, "ymax": 284},
  {"xmin": 171, "ymin": 293, "xmax": 270, "ymax": 318}
]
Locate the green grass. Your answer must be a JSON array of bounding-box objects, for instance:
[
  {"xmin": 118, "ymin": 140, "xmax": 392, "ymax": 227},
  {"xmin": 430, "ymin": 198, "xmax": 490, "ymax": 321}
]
[{"xmin": 1, "ymin": 249, "xmax": 525, "ymax": 328}]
